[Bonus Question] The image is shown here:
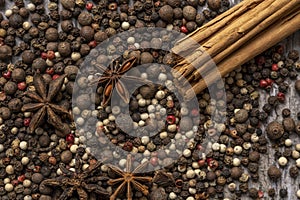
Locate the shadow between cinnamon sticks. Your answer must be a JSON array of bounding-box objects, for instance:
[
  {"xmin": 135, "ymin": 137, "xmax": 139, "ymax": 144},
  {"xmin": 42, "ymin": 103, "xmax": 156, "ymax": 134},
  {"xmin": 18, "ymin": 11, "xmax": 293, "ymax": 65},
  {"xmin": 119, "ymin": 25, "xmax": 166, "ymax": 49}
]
[{"xmin": 185, "ymin": 10, "xmax": 300, "ymax": 99}]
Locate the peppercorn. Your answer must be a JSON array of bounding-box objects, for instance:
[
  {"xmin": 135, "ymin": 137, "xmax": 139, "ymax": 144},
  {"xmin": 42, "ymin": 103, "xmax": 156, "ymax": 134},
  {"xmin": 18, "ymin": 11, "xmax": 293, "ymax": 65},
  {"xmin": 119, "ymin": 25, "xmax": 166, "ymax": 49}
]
[
  {"xmin": 231, "ymin": 167, "xmax": 243, "ymax": 179},
  {"xmin": 234, "ymin": 109, "xmax": 248, "ymax": 123},
  {"xmin": 295, "ymin": 122, "xmax": 300, "ymax": 136},
  {"xmin": 288, "ymin": 50, "xmax": 299, "ymax": 61},
  {"xmin": 158, "ymin": 5, "xmax": 173, "ymax": 23},
  {"xmin": 289, "ymin": 165, "xmax": 299, "ymax": 178},
  {"xmin": 267, "ymin": 165, "xmax": 281, "ymax": 180},
  {"xmin": 282, "ymin": 108, "xmax": 291, "ymax": 118},
  {"xmin": 266, "ymin": 121, "xmax": 284, "ymax": 140},
  {"xmin": 80, "ymin": 26, "xmax": 94, "ymax": 42},
  {"xmin": 78, "ymin": 12, "xmax": 93, "ymax": 26},
  {"xmin": 268, "ymin": 188, "xmax": 275, "ymax": 197},
  {"xmin": 282, "ymin": 117, "xmax": 295, "ymax": 132},
  {"xmin": 45, "ymin": 27, "xmax": 58, "ymax": 42},
  {"xmin": 58, "ymin": 42, "xmax": 71, "ymax": 57},
  {"xmin": 207, "ymin": 0, "xmax": 221, "ymax": 11},
  {"xmin": 249, "ymin": 188, "xmax": 258, "ymax": 199},
  {"xmin": 295, "ymin": 80, "xmax": 300, "ymax": 94},
  {"xmin": 0, "ymin": 45, "xmax": 12, "ymax": 61},
  {"xmin": 279, "ymin": 188, "xmax": 288, "ymax": 198}
]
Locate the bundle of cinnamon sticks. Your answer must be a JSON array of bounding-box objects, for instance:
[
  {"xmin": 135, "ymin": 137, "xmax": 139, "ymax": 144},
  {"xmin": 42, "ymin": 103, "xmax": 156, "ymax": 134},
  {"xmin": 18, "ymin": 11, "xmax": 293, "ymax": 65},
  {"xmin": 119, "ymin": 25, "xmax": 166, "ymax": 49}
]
[{"xmin": 172, "ymin": 0, "xmax": 300, "ymax": 99}]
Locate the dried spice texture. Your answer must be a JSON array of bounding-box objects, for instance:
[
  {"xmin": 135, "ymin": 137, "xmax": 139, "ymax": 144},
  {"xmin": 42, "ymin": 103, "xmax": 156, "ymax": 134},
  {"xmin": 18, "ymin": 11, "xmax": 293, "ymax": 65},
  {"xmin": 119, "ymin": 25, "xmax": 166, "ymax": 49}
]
[{"xmin": 21, "ymin": 74, "xmax": 71, "ymax": 134}]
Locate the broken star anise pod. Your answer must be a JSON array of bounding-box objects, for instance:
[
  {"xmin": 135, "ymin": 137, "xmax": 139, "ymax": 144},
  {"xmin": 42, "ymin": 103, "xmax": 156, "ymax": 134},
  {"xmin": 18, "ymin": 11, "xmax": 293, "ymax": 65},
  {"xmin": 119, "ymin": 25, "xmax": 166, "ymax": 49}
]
[
  {"xmin": 90, "ymin": 56, "xmax": 149, "ymax": 106},
  {"xmin": 41, "ymin": 156, "xmax": 109, "ymax": 200},
  {"xmin": 107, "ymin": 154, "xmax": 153, "ymax": 200},
  {"xmin": 21, "ymin": 74, "xmax": 71, "ymax": 134}
]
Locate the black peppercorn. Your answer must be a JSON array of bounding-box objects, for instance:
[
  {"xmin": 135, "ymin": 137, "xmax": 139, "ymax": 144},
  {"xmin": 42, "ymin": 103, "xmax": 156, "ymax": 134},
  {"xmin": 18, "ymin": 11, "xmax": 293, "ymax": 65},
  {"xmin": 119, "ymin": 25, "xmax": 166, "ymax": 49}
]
[
  {"xmin": 80, "ymin": 26, "xmax": 95, "ymax": 42},
  {"xmin": 267, "ymin": 165, "xmax": 281, "ymax": 180},
  {"xmin": 9, "ymin": 14, "xmax": 23, "ymax": 29},
  {"xmin": 279, "ymin": 188, "xmax": 288, "ymax": 198},
  {"xmin": 268, "ymin": 188, "xmax": 275, "ymax": 197},
  {"xmin": 159, "ymin": 6, "xmax": 174, "ymax": 23},
  {"xmin": 207, "ymin": 0, "xmax": 221, "ymax": 11},
  {"xmin": 288, "ymin": 50, "xmax": 299, "ymax": 61},
  {"xmin": 0, "ymin": 45, "xmax": 12, "ymax": 61},
  {"xmin": 282, "ymin": 108, "xmax": 291, "ymax": 118},
  {"xmin": 266, "ymin": 121, "xmax": 284, "ymax": 140},
  {"xmin": 45, "ymin": 27, "xmax": 59, "ymax": 42},
  {"xmin": 282, "ymin": 117, "xmax": 295, "ymax": 132}
]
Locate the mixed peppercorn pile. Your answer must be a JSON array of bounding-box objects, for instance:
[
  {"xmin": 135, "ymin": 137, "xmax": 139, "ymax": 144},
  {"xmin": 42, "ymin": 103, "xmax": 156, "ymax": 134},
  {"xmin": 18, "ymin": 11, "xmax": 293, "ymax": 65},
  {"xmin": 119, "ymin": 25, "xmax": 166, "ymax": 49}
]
[{"xmin": 0, "ymin": 0, "xmax": 300, "ymax": 199}]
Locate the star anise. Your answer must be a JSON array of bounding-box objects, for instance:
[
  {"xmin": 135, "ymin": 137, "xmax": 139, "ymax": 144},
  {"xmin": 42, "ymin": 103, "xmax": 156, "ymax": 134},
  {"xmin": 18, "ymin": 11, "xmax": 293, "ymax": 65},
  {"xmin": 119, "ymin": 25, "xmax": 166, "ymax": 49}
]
[
  {"xmin": 21, "ymin": 74, "xmax": 71, "ymax": 133},
  {"xmin": 41, "ymin": 156, "xmax": 109, "ymax": 200},
  {"xmin": 90, "ymin": 56, "xmax": 148, "ymax": 106},
  {"xmin": 107, "ymin": 154, "xmax": 153, "ymax": 200}
]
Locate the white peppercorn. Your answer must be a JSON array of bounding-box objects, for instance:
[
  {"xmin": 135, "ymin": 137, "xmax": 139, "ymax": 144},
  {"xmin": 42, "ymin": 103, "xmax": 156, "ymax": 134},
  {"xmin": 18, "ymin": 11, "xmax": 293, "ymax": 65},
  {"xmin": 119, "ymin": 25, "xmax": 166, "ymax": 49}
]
[
  {"xmin": 278, "ymin": 156, "xmax": 288, "ymax": 166},
  {"xmin": 0, "ymin": 144, "xmax": 4, "ymax": 152},
  {"xmin": 296, "ymin": 158, "xmax": 300, "ymax": 168},
  {"xmin": 285, "ymin": 139, "xmax": 293, "ymax": 147},
  {"xmin": 234, "ymin": 146, "xmax": 243, "ymax": 154},
  {"xmin": 186, "ymin": 169, "xmax": 195, "ymax": 178},
  {"xmin": 4, "ymin": 183, "xmax": 13, "ymax": 192},
  {"xmin": 169, "ymin": 192, "xmax": 177, "ymax": 199},
  {"xmin": 23, "ymin": 179, "xmax": 32, "ymax": 187},
  {"xmin": 3, "ymin": 178, "xmax": 10, "ymax": 184},
  {"xmin": 19, "ymin": 141, "xmax": 28, "ymax": 150},
  {"xmin": 186, "ymin": 196, "xmax": 195, "ymax": 200},
  {"xmin": 296, "ymin": 189, "xmax": 300, "ymax": 198},
  {"xmin": 296, "ymin": 144, "xmax": 300, "ymax": 151},
  {"xmin": 5, "ymin": 165, "xmax": 14, "ymax": 174},
  {"xmin": 292, "ymin": 150, "xmax": 300, "ymax": 159},
  {"xmin": 70, "ymin": 144, "xmax": 78, "ymax": 153},
  {"xmin": 24, "ymin": 195, "xmax": 32, "ymax": 200},
  {"xmin": 232, "ymin": 158, "xmax": 241, "ymax": 166},
  {"xmin": 155, "ymin": 90, "xmax": 165, "ymax": 100},
  {"xmin": 183, "ymin": 149, "xmax": 191, "ymax": 157}
]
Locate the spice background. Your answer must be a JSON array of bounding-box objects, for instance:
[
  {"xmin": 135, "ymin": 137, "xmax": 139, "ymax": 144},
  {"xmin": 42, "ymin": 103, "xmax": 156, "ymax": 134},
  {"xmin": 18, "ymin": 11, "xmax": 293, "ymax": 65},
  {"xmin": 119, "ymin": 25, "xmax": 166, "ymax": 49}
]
[{"xmin": 0, "ymin": 0, "xmax": 299, "ymax": 199}]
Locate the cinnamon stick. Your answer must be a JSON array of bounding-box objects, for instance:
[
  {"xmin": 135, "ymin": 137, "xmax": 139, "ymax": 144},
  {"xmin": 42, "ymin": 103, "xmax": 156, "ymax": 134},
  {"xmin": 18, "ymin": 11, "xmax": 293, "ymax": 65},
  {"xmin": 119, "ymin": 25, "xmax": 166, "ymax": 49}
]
[
  {"xmin": 172, "ymin": 0, "xmax": 300, "ymax": 81},
  {"xmin": 185, "ymin": 9, "xmax": 300, "ymax": 99},
  {"xmin": 189, "ymin": 0, "xmax": 300, "ymax": 81}
]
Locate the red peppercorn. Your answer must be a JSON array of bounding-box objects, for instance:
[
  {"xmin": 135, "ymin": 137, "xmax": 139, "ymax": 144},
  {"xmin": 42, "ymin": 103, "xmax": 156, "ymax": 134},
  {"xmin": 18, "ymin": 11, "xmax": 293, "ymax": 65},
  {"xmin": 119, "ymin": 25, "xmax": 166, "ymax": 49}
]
[
  {"xmin": 191, "ymin": 108, "xmax": 199, "ymax": 117},
  {"xmin": 24, "ymin": 118, "xmax": 30, "ymax": 126},
  {"xmin": 122, "ymin": 141, "xmax": 133, "ymax": 151},
  {"xmin": 3, "ymin": 71, "xmax": 11, "ymax": 79},
  {"xmin": 52, "ymin": 74, "xmax": 60, "ymax": 80},
  {"xmin": 259, "ymin": 79, "xmax": 268, "ymax": 88},
  {"xmin": 66, "ymin": 134, "xmax": 75, "ymax": 144},
  {"xmin": 272, "ymin": 63, "xmax": 279, "ymax": 71},
  {"xmin": 17, "ymin": 82, "xmax": 26, "ymax": 90},
  {"xmin": 150, "ymin": 157, "xmax": 158, "ymax": 166},
  {"xmin": 41, "ymin": 52, "xmax": 47, "ymax": 59},
  {"xmin": 86, "ymin": 2, "xmax": 93, "ymax": 11},
  {"xmin": 180, "ymin": 26, "xmax": 188, "ymax": 33},
  {"xmin": 277, "ymin": 92, "xmax": 285, "ymax": 102},
  {"xmin": 276, "ymin": 45, "xmax": 284, "ymax": 54},
  {"xmin": 46, "ymin": 67, "xmax": 54, "ymax": 75},
  {"xmin": 47, "ymin": 50, "xmax": 55, "ymax": 60},
  {"xmin": 33, "ymin": 166, "xmax": 41, "ymax": 172},
  {"xmin": 255, "ymin": 55, "xmax": 265, "ymax": 65},
  {"xmin": 88, "ymin": 40, "xmax": 97, "ymax": 48},
  {"xmin": 207, "ymin": 159, "xmax": 219, "ymax": 170},
  {"xmin": 166, "ymin": 115, "xmax": 176, "ymax": 124},
  {"xmin": 258, "ymin": 190, "xmax": 264, "ymax": 198},
  {"xmin": 265, "ymin": 78, "xmax": 274, "ymax": 86},
  {"xmin": 11, "ymin": 180, "xmax": 19, "ymax": 186},
  {"xmin": 198, "ymin": 159, "xmax": 206, "ymax": 167},
  {"xmin": 197, "ymin": 144, "xmax": 203, "ymax": 150},
  {"xmin": 18, "ymin": 174, "xmax": 25, "ymax": 182}
]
